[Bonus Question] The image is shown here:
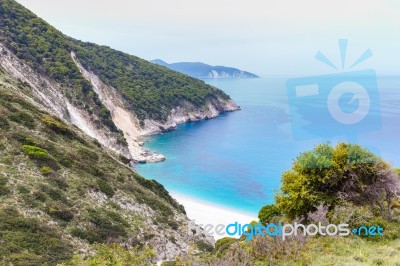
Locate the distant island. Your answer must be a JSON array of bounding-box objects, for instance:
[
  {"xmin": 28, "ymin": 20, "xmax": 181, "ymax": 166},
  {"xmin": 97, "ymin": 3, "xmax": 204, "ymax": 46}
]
[{"xmin": 151, "ymin": 59, "xmax": 260, "ymax": 79}]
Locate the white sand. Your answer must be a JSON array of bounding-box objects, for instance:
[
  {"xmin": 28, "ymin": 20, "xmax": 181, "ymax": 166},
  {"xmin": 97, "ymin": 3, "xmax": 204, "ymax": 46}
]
[{"xmin": 172, "ymin": 193, "xmax": 257, "ymax": 239}]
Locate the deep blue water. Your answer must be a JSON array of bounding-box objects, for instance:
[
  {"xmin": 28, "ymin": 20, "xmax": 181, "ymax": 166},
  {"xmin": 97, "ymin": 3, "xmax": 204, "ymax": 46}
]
[{"xmin": 136, "ymin": 77, "xmax": 400, "ymax": 215}]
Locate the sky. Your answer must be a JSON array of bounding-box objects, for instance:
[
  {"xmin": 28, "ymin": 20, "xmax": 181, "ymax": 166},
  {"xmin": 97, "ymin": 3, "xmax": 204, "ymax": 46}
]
[{"xmin": 16, "ymin": 0, "xmax": 400, "ymax": 77}]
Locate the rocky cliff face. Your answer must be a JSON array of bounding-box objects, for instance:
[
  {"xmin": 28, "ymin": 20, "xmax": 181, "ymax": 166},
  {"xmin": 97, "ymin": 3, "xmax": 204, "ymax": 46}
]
[
  {"xmin": 0, "ymin": 0, "xmax": 239, "ymax": 263},
  {"xmin": 0, "ymin": 44, "xmax": 239, "ymax": 163},
  {"xmin": 0, "ymin": 44, "xmax": 132, "ymax": 159},
  {"xmin": 0, "ymin": 62, "xmax": 214, "ymax": 263},
  {"xmin": 0, "ymin": 43, "xmax": 236, "ymax": 259}
]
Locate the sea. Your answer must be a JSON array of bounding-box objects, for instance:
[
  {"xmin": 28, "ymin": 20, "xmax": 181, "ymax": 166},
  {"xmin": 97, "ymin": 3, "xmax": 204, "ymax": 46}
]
[{"xmin": 136, "ymin": 76, "xmax": 400, "ymax": 216}]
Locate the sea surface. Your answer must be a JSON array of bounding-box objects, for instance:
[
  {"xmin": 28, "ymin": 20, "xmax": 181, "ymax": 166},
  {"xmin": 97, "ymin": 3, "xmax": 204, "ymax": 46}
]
[{"xmin": 136, "ymin": 77, "xmax": 400, "ymax": 215}]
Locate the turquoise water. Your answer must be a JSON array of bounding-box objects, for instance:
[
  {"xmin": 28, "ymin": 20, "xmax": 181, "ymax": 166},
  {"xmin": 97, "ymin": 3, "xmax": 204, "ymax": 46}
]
[{"xmin": 136, "ymin": 77, "xmax": 400, "ymax": 215}]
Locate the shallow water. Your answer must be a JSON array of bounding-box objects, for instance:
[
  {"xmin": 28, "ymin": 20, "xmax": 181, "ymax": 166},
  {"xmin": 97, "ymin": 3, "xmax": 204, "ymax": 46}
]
[{"xmin": 137, "ymin": 77, "xmax": 400, "ymax": 215}]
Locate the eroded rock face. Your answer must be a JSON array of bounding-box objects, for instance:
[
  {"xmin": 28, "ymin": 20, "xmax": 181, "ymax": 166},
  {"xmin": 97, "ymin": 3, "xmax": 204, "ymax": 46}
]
[
  {"xmin": 0, "ymin": 44, "xmax": 238, "ymax": 163},
  {"xmin": 0, "ymin": 43, "xmax": 233, "ymax": 260},
  {"xmin": 71, "ymin": 51, "xmax": 239, "ymax": 163},
  {"xmin": 0, "ymin": 44, "xmax": 131, "ymax": 159}
]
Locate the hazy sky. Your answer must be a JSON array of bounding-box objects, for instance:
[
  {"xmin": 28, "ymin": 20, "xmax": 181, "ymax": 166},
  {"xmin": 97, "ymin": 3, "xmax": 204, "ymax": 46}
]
[{"xmin": 16, "ymin": 0, "xmax": 400, "ymax": 76}]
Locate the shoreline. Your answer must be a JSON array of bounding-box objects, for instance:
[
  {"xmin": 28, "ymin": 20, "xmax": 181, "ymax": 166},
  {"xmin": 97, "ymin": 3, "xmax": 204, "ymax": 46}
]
[{"xmin": 171, "ymin": 192, "xmax": 257, "ymax": 239}]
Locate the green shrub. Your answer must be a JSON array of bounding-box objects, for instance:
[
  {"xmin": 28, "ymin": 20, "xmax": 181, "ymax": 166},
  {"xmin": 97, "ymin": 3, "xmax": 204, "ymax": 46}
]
[
  {"xmin": 0, "ymin": 140, "xmax": 5, "ymax": 150},
  {"xmin": 195, "ymin": 239, "xmax": 214, "ymax": 252},
  {"xmin": 23, "ymin": 137, "xmax": 41, "ymax": 146},
  {"xmin": 0, "ymin": 116, "xmax": 10, "ymax": 130},
  {"xmin": 22, "ymin": 145, "xmax": 60, "ymax": 170},
  {"xmin": 11, "ymin": 131, "xmax": 29, "ymax": 143},
  {"xmin": 78, "ymin": 147, "xmax": 99, "ymax": 162},
  {"xmin": 214, "ymin": 237, "xmax": 237, "ymax": 256},
  {"xmin": 8, "ymin": 111, "xmax": 35, "ymax": 128},
  {"xmin": 40, "ymin": 165, "xmax": 52, "ymax": 176},
  {"xmin": 41, "ymin": 185, "xmax": 67, "ymax": 202},
  {"xmin": 71, "ymin": 209, "xmax": 128, "ymax": 244},
  {"xmin": 23, "ymin": 145, "xmax": 48, "ymax": 159},
  {"xmin": 41, "ymin": 115, "xmax": 74, "ymax": 137},
  {"xmin": 0, "ymin": 207, "xmax": 73, "ymax": 265},
  {"xmin": 133, "ymin": 174, "xmax": 185, "ymax": 214},
  {"xmin": 46, "ymin": 203, "xmax": 74, "ymax": 222},
  {"xmin": 17, "ymin": 185, "xmax": 30, "ymax": 194},
  {"xmin": 0, "ymin": 176, "xmax": 10, "ymax": 196},
  {"xmin": 258, "ymin": 204, "xmax": 281, "ymax": 225},
  {"xmin": 118, "ymin": 154, "xmax": 131, "ymax": 164},
  {"xmin": 97, "ymin": 179, "xmax": 115, "ymax": 198},
  {"xmin": 276, "ymin": 143, "xmax": 394, "ymax": 219}
]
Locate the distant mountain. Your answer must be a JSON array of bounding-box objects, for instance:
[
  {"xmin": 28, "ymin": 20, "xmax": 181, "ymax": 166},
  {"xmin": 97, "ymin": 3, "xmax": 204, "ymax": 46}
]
[{"xmin": 151, "ymin": 59, "xmax": 260, "ymax": 79}]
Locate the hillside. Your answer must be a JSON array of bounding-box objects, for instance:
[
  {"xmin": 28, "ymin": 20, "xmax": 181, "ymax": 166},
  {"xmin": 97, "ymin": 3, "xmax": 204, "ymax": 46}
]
[
  {"xmin": 151, "ymin": 59, "xmax": 260, "ymax": 79},
  {"xmin": 0, "ymin": 0, "xmax": 239, "ymax": 163},
  {"xmin": 0, "ymin": 66, "xmax": 213, "ymax": 264}
]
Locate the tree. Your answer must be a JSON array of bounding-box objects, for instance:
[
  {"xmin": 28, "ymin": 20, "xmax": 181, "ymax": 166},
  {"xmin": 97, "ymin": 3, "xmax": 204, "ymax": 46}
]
[
  {"xmin": 275, "ymin": 143, "xmax": 400, "ymax": 220},
  {"xmin": 258, "ymin": 204, "xmax": 280, "ymax": 225}
]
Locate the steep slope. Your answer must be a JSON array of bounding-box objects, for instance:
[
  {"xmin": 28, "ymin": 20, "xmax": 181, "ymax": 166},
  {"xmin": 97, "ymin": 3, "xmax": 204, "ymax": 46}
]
[
  {"xmin": 0, "ymin": 67, "xmax": 212, "ymax": 264},
  {"xmin": 151, "ymin": 59, "xmax": 260, "ymax": 79},
  {"xmin": 0, "ymin": 0, "xmax": 239, "ymax": 162}
]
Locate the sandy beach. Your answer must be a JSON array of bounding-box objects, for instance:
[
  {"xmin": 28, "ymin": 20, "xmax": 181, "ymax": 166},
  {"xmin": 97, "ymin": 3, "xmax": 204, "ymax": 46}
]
[{"xmin": 172, "ymin": 193, "xmax": 257, "ymax": 239}]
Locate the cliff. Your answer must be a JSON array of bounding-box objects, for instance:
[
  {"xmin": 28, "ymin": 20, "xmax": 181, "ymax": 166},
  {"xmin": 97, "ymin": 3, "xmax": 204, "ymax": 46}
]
[{"xmin": 0, "ymin": 0, "xmax": 240, "ymax": 163}]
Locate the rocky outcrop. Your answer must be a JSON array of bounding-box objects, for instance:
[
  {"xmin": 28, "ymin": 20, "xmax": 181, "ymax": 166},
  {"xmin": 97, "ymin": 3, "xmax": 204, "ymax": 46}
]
[
  {"xmin": 0, "ymin": 44, "xmax": 131, "ymax": 159},
  {"xmin": 71, "ymin": 52, "xmax": 240, "ymax": 162},
  {"xmin": 71, "ymin": 52, "xmax": 165, "ymax": 163},
  {"xmin": 0, "ymin": 44, "xmax": 239, "ymax": 163}
]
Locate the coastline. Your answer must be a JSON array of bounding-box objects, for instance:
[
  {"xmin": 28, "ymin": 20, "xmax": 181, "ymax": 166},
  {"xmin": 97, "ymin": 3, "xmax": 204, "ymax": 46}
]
[{"xmin": 171, "ymin": 192, "xmax": 257, "ymax": 239}]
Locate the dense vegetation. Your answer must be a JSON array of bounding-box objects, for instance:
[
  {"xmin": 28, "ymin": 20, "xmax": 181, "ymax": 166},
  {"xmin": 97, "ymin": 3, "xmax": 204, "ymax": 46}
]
[
  {"xmin": 276, "ymin": 143, "xmax": 399, "ymax": 220},
  {"xmin": 0, "ymin": 67, "xmax": 187, "ymax": 265},
  {"xmin": 164, "ymin": 144, "xmax": 400, "ymax": 265},
  {"xmin": 0, "ymin": 0, "xmax": 231, "ymax": 122}
]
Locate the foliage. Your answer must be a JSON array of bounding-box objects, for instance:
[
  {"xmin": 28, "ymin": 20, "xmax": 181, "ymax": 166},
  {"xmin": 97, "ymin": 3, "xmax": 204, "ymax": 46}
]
[
  {"xmin": 133, "ymin": 174, "xmax": 185, "ymax": 214},
  {"xmin": 23, "ymin": 144, "xmax": 48, "ymax": 159},
  {"xmin": 0, "ymin": 0, "xmax": 231, "ymax": 123},
  {"xmin": 0, "ymin": 176, "xmax": 10, "ymax": 196},
  {"xmin": 23, "ymin": 144, "xmax": 60, "ymax": 170},
  {"xmin": 0, "ymin": 69, "xmax": 186, "ymax": 265},
  {"xmin": 71, "ymin": 209, "xmax": 129, "ymax": 244},
  {"xmin": 97, "ymin": 178, "xmax": 115, "ymax": 198},
  {"xmin": 40, "ymin": 165, "xmax": 53, "ymax": 175},
  {"xmin": 46, "ymin": 202, "xmax": 74, "ymax": 222},
  {"xmin": 0, "ymin": 207, "xmax": 73, "ymax": 265},
  {"xmin": 195, "ymin": 239, "xmax": 214, "ymax": 252},
  {"xmin": 258, "ymin": 204, "xmax": 280, "ymax": 225},
  {"xmin": 213, "ymin": 237, "xmax": 237, "ymax": 256},
  {"xmin": 8, "ymin": 111, "xmax": 35, "ymax": 128},
  {"xmin": 0, "ymin": 116, "xmax": 10, "ymax": 130},
  {"xmin": 60, "ymin": 243, "xmax": 156, "ymax": 266},
  {"xmin": 275, "ymin": 143, "xmax": 400, "ymax": 220},
  {"xmin": 41, "ymin": 115, "xmax": 75, "ymax": 137}
]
